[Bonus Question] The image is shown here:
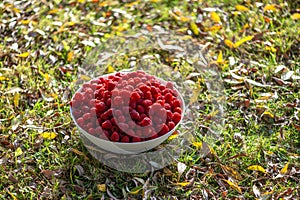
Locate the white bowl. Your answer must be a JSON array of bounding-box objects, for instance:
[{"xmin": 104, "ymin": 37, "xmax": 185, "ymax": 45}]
[{"xmin": 70, "ymin": 72, "xmax": 185, "ymax": 154}]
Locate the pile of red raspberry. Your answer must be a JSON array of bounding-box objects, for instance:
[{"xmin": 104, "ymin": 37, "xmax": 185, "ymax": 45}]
[{"xmin": 71, "ymin": 70, "xmax": 183, "ymax": 143}]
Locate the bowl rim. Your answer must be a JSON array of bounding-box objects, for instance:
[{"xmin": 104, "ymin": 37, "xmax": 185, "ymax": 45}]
[{"xmin": 70, "ymin": 71, "xmax": 186, "ymax": 145}]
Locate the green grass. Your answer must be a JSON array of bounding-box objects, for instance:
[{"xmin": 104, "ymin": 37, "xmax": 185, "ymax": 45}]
[{"xmin": 1, "ymin": 0, "xmax": 299, "ymax": 199}]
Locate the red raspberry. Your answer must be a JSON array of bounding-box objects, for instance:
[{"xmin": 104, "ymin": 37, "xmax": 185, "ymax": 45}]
[
  {"xmin": 142, "ymin": 99, "xmax": 152, "ymax": 107},
  {"xmin": 150, "ymin": 86, "xmax": 158, "ymax": 95},
  {"xmin": 95, "ymin": 102, "xmax": 106, "ymax": 112},
  {"xmin": 144, "ymin": 91, "xmax": 152, "ymax": 100},
  {"xmin": 172, "ymin": 112, "xmax": 181, "ymax": 124},
  {"xmin": 139, "ymin": 117, "xmax": 152, "ymax": 126},
  {"xmin": 167, "ymin": 121, "xmax": 175, "ymax": 130},
  {"xmin": 83, "ymin": 113, "xmax": 91, "ymax": 120},
  {"xmin": 118, "ymin": 115, "xmax": 126, "ymax": 123},
  {"xmin": 164, "ymin": 93, "xmax": 173, "ymax": 103},
  {"xmin": 159, "ymin": 123, "xmax": 169, "ymax": 135},
  {"xmin": 139, "ymin": 84, "xmax": 151, "ymax": 93},
  {"xmin": 114, "ymin": 109, "xmax": 122, "ymax": 116},
  {"xmin": 130, "ymin": 110, "xmax": 140, "ymax": 121},
  {"xmin": 102, "ymin": 120, "xmax": 112, "ymax": 129},
  {"xmin": 110, "ymin": 132, "xmax": 120, "ymax": 142},
  {"xmin": 118, "ymin": 123, "xmax": 129, "ymax": 131},
  {"xmin": 173, "ymin": 107, "xmax": 182, "ymax": 114},
  {"xmin": 121, "ymin": 136, "xmax": 130, "ymax": 143},
  {"xmin": 77, "ymin": 117, "xmax": 84, "ymax": 126},
  {"xmin": 164, "ymin": 103, "xmax": 171, "ymax": 110},
  {"xmin": 166, "ymin": 82, "xmax": 174, "ymax": 89},
  {"xmin": 136, "ymin": 105, "xmax": 145, "ymax": 114},
  {"xmin": 131, "ymin": 91, "xmax": 141, "ymax": 102},
  {"xmin": 172, "ymin": 99, "xmax": 181, "ymax": 108},
  {"xmin": 113, "ymin": 96, "xmax": 124, "ymax": 106},
  {"xmin": 106, "ymin": 98, "xmax": 111, "ymax": 107},
  {"xmin": 107, "ymin": 80, "xmax": 116, "ymax": 91},
  {"xmin": 88, "ymin": 128, "xmax": 96, "ymax": 135},
  {"xmin": 74, "ymin": 92, "xmax": 84, "ymax": 101},
  {"xmin": 71, "ymin": 100, "xmax": 81, "ymax": 108}
]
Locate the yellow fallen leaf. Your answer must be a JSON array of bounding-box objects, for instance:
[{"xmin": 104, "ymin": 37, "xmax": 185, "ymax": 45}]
[
  {"xmin": 67, "ymin": 51, "xmax": 74, "ymax": 62},
  {"xmin": 65, "ymin": 21, "xmax": 76, "ymax": 26},
  {"xmin": 264, "ymin": 4, "xmax": 277, "ymax": 12},
  {"xmin": 107, "ymin": 65, "xmax": 115, "ymax": 73},
  {"xmin": 190, "ymin": 21, "xmax": 199, "ymax": 36},
  {"xmin": 234, "ymin": 35, "xmax": 254, "ymax": 48},
  {"xmin": 280, "ymin": 162, "xmax": 289, "ymax": 174},
  {"xmin": 20, "ymin": 19, "xmax": 31, "ymax": 25},
  {"xmin": 206, "ymin": 24, "xmax": 222, "ymax": 32},
  {"xmin": 12, "ymin": 7, "xmax": 20, "ymax": 13},
  {"xmin": 262, "ymin": 111, "xmax": 274, "ymax": 118},
  {"xmin": 224, "ymin": 39, "xmax": 235, "ymax": 48},
  {"xmin": 97, "ymin": 184, "xmax": 106, "ymax": 192},
  {"xmin": 125, "ymin": 0, "xmax": 140, "ymax": 7},
  {"xmin": 265, "ymin": 46, "xmax": 277, "ymax": 52},
  {"xmin": 80, "ymin": 74, "xmax": 91, "ymax": 81},
  {"xmin": 14, "ymin": 93, "xmax": 20, "ymax": 107},
  {"xmin": 243, "ymin": 23, "xmax": 250, "ymax": 29},
  {"xmin": 41, "ymin": 132, "xmax": 57, "ymax": 140},
  {"xmin": 192, "ymin": 141, "xmax": 202, "ymax": 148},
  {"xmin": 174, "ymin": 182, "xmax": 190, "ymax": 187},
  {"xmin": 168, "ymin": 133, "xmax": 179, "ymax": 140},
  {"xmin": 223, "ymin": 179, "xmax": 242, "ymax": 193},
  {"xmin": 291, "ymin": 13, "xmax": 300, "ymax": 20},
  {"xmin": 211, "ymin": 12, "xmax": 221, "ymax": 23},
  {"xmin": 77, "ymin": 0, "xmax": 85, "ymax": 3},
  {"xmin": 129, "ymin": 186, "xmax": 143, "ymax": 194},
  {"xmin": 48, "ymin": 9, "xmax": 59, "ymax": 14},
  {"xmin": 99, "ymin": 1, "xmax": 118, "ymax": 7},
  {"xmin": 235, "ymin": 5, "xmax": 249, "ymax": 12},
  {"xmin": 18, "ymin": 52, "xmax": 30, "ymax": 58},
  {"xmin": 7, "ymin": 191, "xmax": 18, "ymax": 200},
  {"xmin": 0, "ymin": 76, "xmax": 9, "ymax": 81},
  {"xmin": 247, "ymin": 165, "xmax": 267, "ymax": 173},
  {"xmin": 15, "ymin": 147, "xmax": 23, "ymax": 157},
  {"xmin": 217, "ymin": 51, "xmax": 223, "ymax": 64}
]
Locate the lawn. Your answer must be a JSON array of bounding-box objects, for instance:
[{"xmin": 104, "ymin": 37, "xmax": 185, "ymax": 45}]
[{"xmin": 0, "ymin": 0, "xmax": 299, "ymax": 199}]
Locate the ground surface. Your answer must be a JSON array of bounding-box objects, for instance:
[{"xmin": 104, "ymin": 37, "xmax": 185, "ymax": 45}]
[{"xmin": 0, "ymin": 0, "xmax": 300, "ymax": 199}]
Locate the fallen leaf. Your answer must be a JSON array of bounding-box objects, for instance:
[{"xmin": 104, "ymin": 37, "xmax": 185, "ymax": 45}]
[
  {"xmin": 174, "ymin": 182, "xmax": 190, "ymax": 187},
  {"xmin": 177, "ymin": 162, "xmax": 187, "ymax": 181},
  {"xmin": 192, "ymin": 141, "xmax": 202, "ymax": 148},
  {"xmin": 15, "ymin": 147, "xmax": 23, "ymax": 157},
  {"xmin": 7, "ymin": 191, "xmax": 17, "ymax": 200},
  {"xmin": 247, "ymin": 165, "xmax": 267, "ymax": 173},
  {"xmin": 217, "ymin": 51, "xmax": 223, "ymax": 64},
  {"xmin": 281, "ymin": 71, "xmax": 294, "ymax": 80},
  {"xmin": 245, "ymin": 79, "xmax": 270, "ymax": 88},
  {"xmin": 70, "ymin": 148, "xmax": 89, "ymax": 160},
  {"xmin": 163, "ymin": 168, "xmax": 173, "ymax": 176},
  {"xmin": 224, "ymin": 39, "xmax": 235, "ymax": 48},
  {"xmin": 263, "ymin": 4, "xmax": 277, "ymax": 12},
  {"xmin": 129, "ymin": 186, "xmax": 143, "ymax": 194},
  {"xmin": 13, "ymin": 93, "xmax": 20, "ymax": 107},
  {"xmin": 67, "ymin": 51, "xmax": 74, "ymax": 62},
  {"xmin": 190, "ymin": 21, "xmax": 199, "ymax": 36},
  {"xmin": 97, "ymin": 184, "xmax": 106, "ymax": 192},
  {"xmin": 223, "ymin": 179, "xmax": 242, "ymax": 193},
  {"xmin": 48, "ymin": 9, "xmax": 59, "ymax": 14},
  {"xmin": 221, "ymin": 165, "xmax": 243, "ymax": 180},
  {"xmin": 41, "ymin": 169, "xmax": 55, "ymax": 179},
  {"xmin": 41, "ymin": 132, "xmax": 57, "ymax": 140},
  {"xmin": 18, "ymin": 52, "xmax": 30, "ymax": 58},
  {"xmin": 107, "ymin": 66, "xmax": 115, "ymax": 73},
  {"xmin": 210, "ymin": 12, "xmax": 221, "ymax": 23},
  {"xmin": 234, "ymin": 36, "xmax": 254, "ymax": 48},
  {"xmin": 235, "ymin": 5, "xmax": 249, "ymax": 12},
  {"xmin": 291, "ymin": 13, "xmax": 300, "ymax": 20},
  {"xmin": 280, "ymin": 162, "xmax": 289, "ymax": 175},
  {"xmin": 253, "ymin": 184, "xmax": 261, "ymax": 198}
]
